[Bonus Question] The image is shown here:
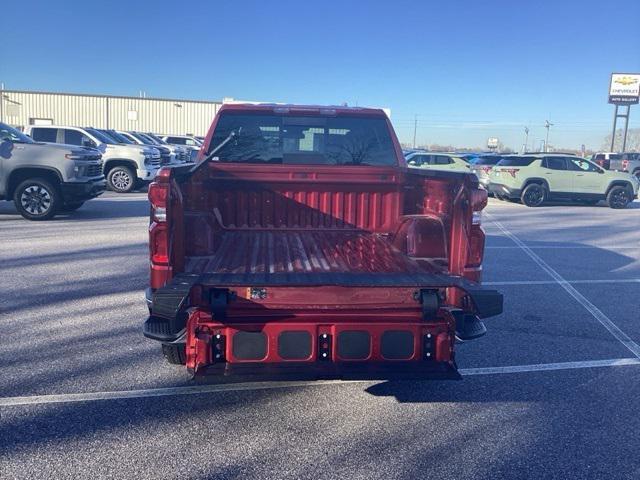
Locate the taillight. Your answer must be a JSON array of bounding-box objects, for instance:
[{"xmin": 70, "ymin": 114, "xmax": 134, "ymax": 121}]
[
  {"xmin": 148, "ymin": 182, "xmax": 168, "ymax": 222},
  {"xmin": 150, "ymin": 224, "xmax": 168, "ymax": 264},
  {"xmin": 468, "ymin": 226, "xmax": 485, "ymax": 266},
  {"xmin": 148, "ymin": 178, "xmax": 169, "ymax": 265},
  {"xmin": 503, "ymin": 168, "xmax": 520, "ymax": 178}
]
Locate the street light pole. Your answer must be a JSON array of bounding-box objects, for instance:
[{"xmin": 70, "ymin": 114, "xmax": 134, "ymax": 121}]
[
  {"xmin": 523, "ymin": 126, "xmax": 529, "ymax": 153},
  {"xmin": 544, "ymin": 120, "xmax": 553, "ymax": 152},
  {"xmin": 412, "ymin": 115, "xmax": 417, "ymax": 149}
]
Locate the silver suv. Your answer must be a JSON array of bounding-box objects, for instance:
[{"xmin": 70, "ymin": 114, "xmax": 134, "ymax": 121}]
[
  {"xmin": 0, "ymin": 122, "xmax": 106, "ymax": 220},
  {"xmin": 25, "ymin": 126, "xmax": 160, "ymax": 193}
]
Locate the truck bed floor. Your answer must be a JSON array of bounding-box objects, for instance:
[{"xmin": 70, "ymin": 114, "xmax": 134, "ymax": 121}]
[{"xmin": 184, "ymin": 230, "xmax": 450, "ymax": 287}]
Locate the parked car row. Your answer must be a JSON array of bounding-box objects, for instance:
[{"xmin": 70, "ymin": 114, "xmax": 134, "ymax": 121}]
[
  {"xmin": 23, "ymin": 126, "xmax": 199, "ymax": 193},
  {"xmin": 405, "ymin": 150, "xmax": 640, "ymax": 209},
  {"xmin": 0, "ymin": 121, "xmax": 206, "ymax": 220}
]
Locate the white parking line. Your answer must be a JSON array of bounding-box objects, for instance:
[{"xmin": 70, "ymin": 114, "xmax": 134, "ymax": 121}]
[
  {"xmin": 489, "ymin": 216, "xmax": 640, "ymax": 359},
  {"xmin": 484, "ymin": 279, "xmax": 640, "ymax": 286},
  {"xmin": 0, "ymin": 358, "xmax": 638, "ymax": 407},
  {"xmin": 460, "ymin": 357, "xmax": 640, "ymax": 375}
]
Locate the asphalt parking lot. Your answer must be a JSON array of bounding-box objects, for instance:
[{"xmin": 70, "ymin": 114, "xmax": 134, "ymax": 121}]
[{"xmin": 1, "ymin": 193, "xmax": 640, "ymax": 479}]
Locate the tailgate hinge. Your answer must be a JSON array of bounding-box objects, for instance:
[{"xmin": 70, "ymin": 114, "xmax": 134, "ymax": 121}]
[
  {"xmin": 415, "ymin": 289, "xmax": 441, "ymax": 320},
  {"xmin": 208, "ymin": 288, "xmax": 235, "ymax": 321}
]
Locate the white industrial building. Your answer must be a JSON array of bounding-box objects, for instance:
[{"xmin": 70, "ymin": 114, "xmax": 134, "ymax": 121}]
[{"xmin": 0, "ymin": 89, "xmax": 223, "ymax": 136}]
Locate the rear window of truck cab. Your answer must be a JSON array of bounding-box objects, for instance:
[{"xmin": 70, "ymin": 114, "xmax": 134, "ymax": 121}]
[
  {"xmin": 496, "ymin": 156, "xmax": 537, "ymax": 167},
  {"xmin": 207, "ymin": 113, "xmax": 397, "ymax": 166}
]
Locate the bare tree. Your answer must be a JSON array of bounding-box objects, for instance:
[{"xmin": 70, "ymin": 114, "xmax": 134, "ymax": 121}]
[{"xmin": 602, "ymin": 128, "xmax": 640, "ymax": 152}]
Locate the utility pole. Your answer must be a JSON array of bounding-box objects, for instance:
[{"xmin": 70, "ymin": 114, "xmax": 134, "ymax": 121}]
[
  {"xmin": 0, "ymin": 82, "xmax": 4, "ymax": 124},
  {"xmin": 544, "ymin": 120, "xmax": 553, "ymax": 152},
  {"xmin": 523, "ymin": 126, "xmax": 529, "ymax": 153},
  {"xmin": 412, "ymin": 115, "xmax": 417, "ymax": 149}
]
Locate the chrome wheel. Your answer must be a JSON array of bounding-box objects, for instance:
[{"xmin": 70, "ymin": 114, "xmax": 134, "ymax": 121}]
[
  {"xmin": 112, "ymin": 170, "xmax": 132, "ymax": 190},
  {"xmin": 20, "ymin": 185, "xmax": 52, "ymax": 215}
]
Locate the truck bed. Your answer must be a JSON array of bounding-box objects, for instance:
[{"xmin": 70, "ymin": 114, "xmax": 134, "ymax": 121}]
[{"xmin": 183, "ymin": 229, "xmax": 453, "ymax": 286}]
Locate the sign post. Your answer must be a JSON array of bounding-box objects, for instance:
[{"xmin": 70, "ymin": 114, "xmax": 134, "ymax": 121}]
[{"xmin": 608, "ymin": 73, "xmax": 640, "ymax": 152}]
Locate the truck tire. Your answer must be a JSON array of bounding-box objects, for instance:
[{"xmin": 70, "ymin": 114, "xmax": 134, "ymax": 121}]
[
  {"xmin": 107, "ymin": 166, "xmax": 136, "ymax": 193},
  {"xmin": 607, "ymin": 186, "xmax": 631, "ymax": 209},
  {"xmin": 61, "ymin": 201, "xmax": 85, "ymax": 212},
  {"xmin": 162, "ymin": 344, "xmax": 186, "ymax": 365},
  {"xmin": 13, "ymin": 178, "xmax": 61, "ymax": 220},
  {"xmin": 521, "ymin": 183, "xmax": 546, "ymax": 207}
]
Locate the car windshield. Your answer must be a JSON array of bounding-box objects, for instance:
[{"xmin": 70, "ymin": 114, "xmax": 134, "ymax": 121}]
[
  {"xmin": 145, "ymin": 133, "xmax": 167, "ymax": 144},
  {"xmin": 0, "ymin": 122, "xmax": 34, "ymax": 144},
  {"xmin": 102, "ymin": 130, "xmax": 133, "ymax": 144},
  {"xmin": 85, "ymin": 128, "xmax": 117, "ymax": 144},
  {"xmin": 472, "ymin": 156, "xmax": 502, "ymax": 165},
  {"xmin": 139, "ymin": 133, "xmax": 161, "ymax": 145},
  {"xmin": 208, "ymin": 113, "xmax": 397, "ymax": 166},
  {"xmin": 131, "ymin": 132, "xmax": 155, "ymax": 145}
]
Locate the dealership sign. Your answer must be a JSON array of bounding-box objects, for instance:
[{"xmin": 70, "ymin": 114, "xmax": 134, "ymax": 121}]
[{"xmin": 608, "ymin": 73, "xmax": 640, "ymax": 104}]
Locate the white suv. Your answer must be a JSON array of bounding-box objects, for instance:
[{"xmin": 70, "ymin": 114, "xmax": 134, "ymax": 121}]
[
  {"xmin": 160, "ymin": 134, "xmax": 202, "ymax": 161},
  {"xmin": 26, "ymin": 126, "xmax": 160, "ymax": 193},
  {"xmin": 405, "ymin": 151, "xmax": 471, "ymax": 172}
]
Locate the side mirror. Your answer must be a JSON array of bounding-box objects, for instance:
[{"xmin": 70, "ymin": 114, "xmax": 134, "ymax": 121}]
[{"xmin": 82, "ymin": 138, "xmax": 96, "ymax": 148}]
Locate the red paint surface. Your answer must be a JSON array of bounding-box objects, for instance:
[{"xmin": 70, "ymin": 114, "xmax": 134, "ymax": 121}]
[{"xmin": 149, "ymin": 104, "xmax": 491, "ymax": 375}]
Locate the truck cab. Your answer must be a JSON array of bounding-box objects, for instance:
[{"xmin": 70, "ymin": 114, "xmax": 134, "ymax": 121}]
[
  {"xmin": 25, "ymin": 125, "xmax": 161, "ymax": 193},
  {"xmin": 143, "ymin": 104, "xmax": 502, "ymax": 379}
]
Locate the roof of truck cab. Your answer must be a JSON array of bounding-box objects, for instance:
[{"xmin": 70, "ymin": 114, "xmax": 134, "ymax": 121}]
[{"xmin": 217, "ymin": 103, "xmax": 388, "ymax": 117}]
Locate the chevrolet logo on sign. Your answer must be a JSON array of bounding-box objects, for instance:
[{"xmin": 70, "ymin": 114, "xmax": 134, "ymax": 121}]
[
  {"xmin": 614, "ymin": 76, "xmax": 639, "ymax": 86},
  {"xmin": 609, "ymin": 73, "xmax": 640, "ymax": 105}
]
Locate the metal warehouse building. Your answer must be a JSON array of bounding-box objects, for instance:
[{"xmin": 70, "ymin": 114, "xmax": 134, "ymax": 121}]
[{"xmin": 0, "ymin": 89, "xmax": 222, "ymax": 136}]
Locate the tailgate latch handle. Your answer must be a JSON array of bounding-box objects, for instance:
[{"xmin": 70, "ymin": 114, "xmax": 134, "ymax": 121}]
[{"xmin": 415, "ymin": 289, "xmax": 441, "ymax": 320}]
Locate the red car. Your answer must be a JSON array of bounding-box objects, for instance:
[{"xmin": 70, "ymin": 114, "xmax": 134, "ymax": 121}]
[{"xmin": 144, "ymin": 103, "xmax": 502, "ymax": 379}]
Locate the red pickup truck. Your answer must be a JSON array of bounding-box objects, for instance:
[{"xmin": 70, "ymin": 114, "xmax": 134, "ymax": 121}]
[{"xmin": 144, "ymin": 104, "xmax": 502, "ymax": 379}]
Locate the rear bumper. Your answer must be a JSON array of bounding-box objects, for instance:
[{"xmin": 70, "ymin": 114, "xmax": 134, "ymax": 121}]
[
  {"xmin": 488, "ymin": 183, "xmax": 521, "ymax": 199},
  {"xmin": 184, "ymin": 312, "xmax": 458, "ymax": 379},
  {"xmin": 59, "ymin": 178, "xmax": 107, "ymax": 202}
]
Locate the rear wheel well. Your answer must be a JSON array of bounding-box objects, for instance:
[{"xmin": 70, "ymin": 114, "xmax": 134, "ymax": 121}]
[
  {"xmin": 606, "ymin": 181, "xmax": 633, "ymax": 196},
  {"xmin": 103, "ymin": 159, "xmax": 138, "ymax": 175},
  {"xmin": 522, "ymin": 178, "xmax": 549, "ymax": 191},
  {"xmin": 8, "ymin": 168, "xmax": 62, "ymax": 198}
]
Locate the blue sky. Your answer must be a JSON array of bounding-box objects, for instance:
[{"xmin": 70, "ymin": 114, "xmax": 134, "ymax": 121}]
[{"xmin": 2, "ymin": 0, "xmax": 639, "ymax": 149}]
